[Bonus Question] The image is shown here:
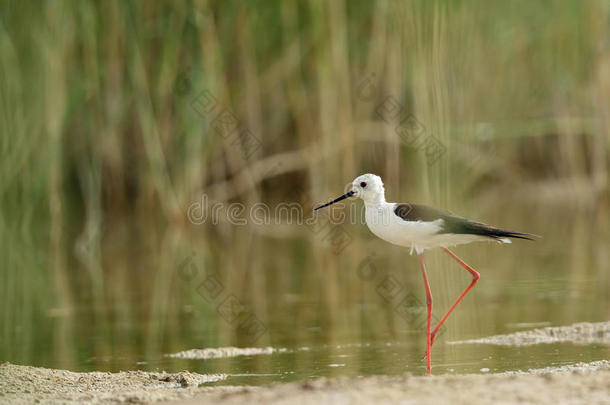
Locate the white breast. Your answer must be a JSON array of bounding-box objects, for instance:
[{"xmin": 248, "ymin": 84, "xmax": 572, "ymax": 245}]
[{"xmin": 364, "ymin": 203, "xmax": 440, "ymax": 248}]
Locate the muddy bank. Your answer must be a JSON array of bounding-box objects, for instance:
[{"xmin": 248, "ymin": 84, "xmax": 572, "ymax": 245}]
[
  {"xmin": 168, "ymin": 361, "xmax": 610, "ymax": 405},
  {"xmin": 450, "ymin": 321, "xmax": 610, "ymax": 346},
  {"xmin": 1, "ymin": 361, "xmax": 610, "ymax": 405},
  {"xmin": 0, "ymin": 362, "xmax": 230, "ymax": 404},
  {"xmin": 167, "ymin": 346, "xmax": 285, "ymax": 359}
]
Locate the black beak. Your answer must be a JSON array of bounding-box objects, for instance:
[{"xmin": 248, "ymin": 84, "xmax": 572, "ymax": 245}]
[{"xmin": 314, "ymin": 190, "xmax": 355, "ymax": 210}]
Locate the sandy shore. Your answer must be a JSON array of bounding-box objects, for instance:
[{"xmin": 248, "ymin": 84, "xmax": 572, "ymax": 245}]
[
  {"xmin": 450, "ymin": 321, "xmax": 610, "ymax": 346},
  {"xmin": 170, "ymin": 361, "xmax": 610, "ymax": 405},
  {"xmin": 2, "ymin": 321, "xmax": 609, "ymax": 404},
  {"xmin": 0, "ymin": 362, "xmax": 233, "ymax": 404},
  {"xmin": 2, "ymin": 360, "xmax": 609, "ymax": 405}
]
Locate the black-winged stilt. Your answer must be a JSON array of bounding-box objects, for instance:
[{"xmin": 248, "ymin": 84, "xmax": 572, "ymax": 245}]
[{"xmin": 314, "ymin": 173, "xmax": 537, "ymax": 375}]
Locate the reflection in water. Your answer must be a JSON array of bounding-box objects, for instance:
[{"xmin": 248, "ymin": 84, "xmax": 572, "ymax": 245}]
[
  {"xmin": 1, "ymin": 198, "xmax": 609, "ymax": 381},
  {"xmin": 1, "ymin": 0, "xmax": 609, "ymax": 385}
]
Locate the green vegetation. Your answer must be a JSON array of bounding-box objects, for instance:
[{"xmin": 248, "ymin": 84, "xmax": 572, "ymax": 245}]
[{"xmin": 0, "ymin": 0, "xmax": 608, "ymax": 375}]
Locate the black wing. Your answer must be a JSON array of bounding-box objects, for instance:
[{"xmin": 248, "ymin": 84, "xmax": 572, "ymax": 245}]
[{"xmin": 393, "ymin": 203, "xmax": 536, "ymax": 240}]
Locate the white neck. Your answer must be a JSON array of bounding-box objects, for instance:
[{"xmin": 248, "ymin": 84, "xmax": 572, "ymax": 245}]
[{"xmin": 363, "ymin": 193, "xmax": 387, "ymax": 207}]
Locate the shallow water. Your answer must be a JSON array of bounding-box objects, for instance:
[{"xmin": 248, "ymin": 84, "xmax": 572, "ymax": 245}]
[
  {"xmin": 151, "ymin": 340, "xmax": 609, "ymax": 386},
  {"xmin": 1, "ymin": 200, "xmax": 609, "ymax": 383}
]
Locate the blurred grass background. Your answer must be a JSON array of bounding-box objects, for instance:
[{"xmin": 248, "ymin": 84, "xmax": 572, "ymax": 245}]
[{"xmin": 0, "ymin": 0, "xmax": 609, "ymax": 375}]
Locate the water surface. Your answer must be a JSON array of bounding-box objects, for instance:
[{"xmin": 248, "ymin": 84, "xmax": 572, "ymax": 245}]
[{"xmin": 2, "ymin": 199, "xmax": 609, "ymax": 384}]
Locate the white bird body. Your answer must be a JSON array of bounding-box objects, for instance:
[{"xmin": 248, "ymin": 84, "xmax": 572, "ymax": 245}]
[
  {"xmin": 314, "ymin": 173, "xmax": 536, "ymax": 375},
  {"xmin": 363, "ymin": 201, "xmax": 485, "ymax": 253}
]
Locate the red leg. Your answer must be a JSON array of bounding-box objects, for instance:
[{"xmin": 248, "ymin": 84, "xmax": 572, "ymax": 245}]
[
  {"xmin": 423, "ymin": 247, "xmax": 480, "ymax": 359},
  {"xmin": 418, "ymin": 252, "xmax": 433, "ymax": 375}
]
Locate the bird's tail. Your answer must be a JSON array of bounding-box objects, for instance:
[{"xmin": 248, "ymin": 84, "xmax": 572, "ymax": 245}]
[
  {"xmin": 442, "ymin": 216, "xmax": 540, "ymax": 241},
  {"xmin": 484, "ymin": 228, "xmax": 540, "ymax": 241}
]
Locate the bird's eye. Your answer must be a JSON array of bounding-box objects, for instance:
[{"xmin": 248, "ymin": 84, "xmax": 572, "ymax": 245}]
[{"xmin": 360, "ymin": 182, "xmax": 367, "ymax": 188}]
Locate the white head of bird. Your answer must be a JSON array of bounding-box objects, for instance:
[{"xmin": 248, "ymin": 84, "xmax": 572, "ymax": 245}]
[
  {"xmin": 351, "ymin": 173, "xmax": 386, "ymax": 205},
  {"xmin": 314, "ymin": 173, "xmax": 386, "ymax": 210}
]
